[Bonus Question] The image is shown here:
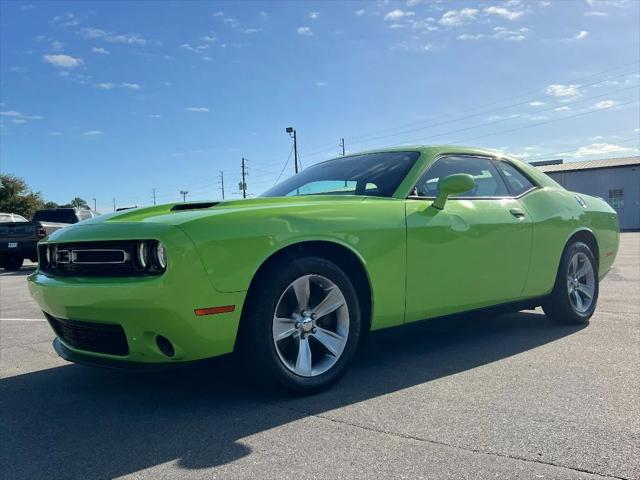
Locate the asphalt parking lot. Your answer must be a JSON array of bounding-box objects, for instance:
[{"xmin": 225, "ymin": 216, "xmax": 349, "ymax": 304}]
[{"xmin": 1, "ymin": 234, "xmax": 638, "ymax": 480}]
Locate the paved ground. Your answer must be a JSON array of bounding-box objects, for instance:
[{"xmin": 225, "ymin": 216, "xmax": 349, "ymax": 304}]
[{"xmin": 1, "ymin": 235, "xmax": 638, "ymax": 480}]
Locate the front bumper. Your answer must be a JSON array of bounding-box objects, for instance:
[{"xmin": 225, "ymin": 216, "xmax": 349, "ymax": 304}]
[{"xmin": 28, "ymin": 223, "xmax": 247, "ymax": 365}]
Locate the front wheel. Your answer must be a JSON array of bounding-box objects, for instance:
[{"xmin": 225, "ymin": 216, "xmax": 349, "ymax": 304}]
[
  {"xmin": 240, "ymin": 256, "xmax": 362, "ymax": 394},
  {"xmin": 543, "ymin": 242, "xmax": 599, "ymax": 324}
]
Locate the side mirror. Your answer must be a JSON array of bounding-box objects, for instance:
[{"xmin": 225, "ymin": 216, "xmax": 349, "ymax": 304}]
[{"xmin": 432, "ymin": 173, "xmax": 475, "ymax": 210}]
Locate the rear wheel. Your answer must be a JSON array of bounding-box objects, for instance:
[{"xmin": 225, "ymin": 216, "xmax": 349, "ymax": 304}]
[
  {"xmin": 240, "ymin": 256, "xmax": 361, "ymax": 394},
  {"xmin": 2, "ymin": 255, "xmax": 24, "ymax": 271},
  {"xmin": 543, "ymin": 242, "xmax": 598, "ymax": 324}
]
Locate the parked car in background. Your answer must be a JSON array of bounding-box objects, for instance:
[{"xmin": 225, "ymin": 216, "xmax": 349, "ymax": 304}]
[
  {"xmin": 0, "ymin": 213, "xmax": 46, "ymax": 270},
  {"xmin": 32, "ymin": 208, "xmax": 97, "ymax": 236},
  {"xmin": 28, "ymin": 146, "xmax": 619, "ymax": 393}
]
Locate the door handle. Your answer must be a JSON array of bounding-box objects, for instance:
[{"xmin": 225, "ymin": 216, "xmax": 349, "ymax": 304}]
[{"xmin": 510, "ymin": 208, "xmax": 525, "ymax": 219}]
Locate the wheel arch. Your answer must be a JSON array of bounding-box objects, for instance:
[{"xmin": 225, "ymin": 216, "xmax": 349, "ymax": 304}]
[
  {"xmin": 241, "ymin": 240, "xmax": 374, "ymax": 335},
  {"xmin": 564, "ymin": 228, "xmax": 600, "ymax": 266}
]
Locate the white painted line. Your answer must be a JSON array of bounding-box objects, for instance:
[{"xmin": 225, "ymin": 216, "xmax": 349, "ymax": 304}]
[{"xmin": 0, "ymin": 318, "xmax": 47, "ymax": 322}]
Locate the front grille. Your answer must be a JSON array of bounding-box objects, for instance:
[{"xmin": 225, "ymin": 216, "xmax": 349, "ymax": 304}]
[
  {"xmin": 46, "ymin": 314, "xmax": 129, "ymax": 356},
  {"xmin": 39, "ymin": 241, "xmax": 162, "ymax": 277}
]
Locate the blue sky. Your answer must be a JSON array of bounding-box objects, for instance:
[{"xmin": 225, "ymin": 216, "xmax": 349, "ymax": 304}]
[{"xmin": 1, "ymin": 0, "xmax": 638, "ymax": 210}]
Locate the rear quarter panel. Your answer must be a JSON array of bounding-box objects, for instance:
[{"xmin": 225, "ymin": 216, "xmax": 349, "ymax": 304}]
[{"xmin": 519, "ymin": 186, "xmax": 619, "ymax": 296}]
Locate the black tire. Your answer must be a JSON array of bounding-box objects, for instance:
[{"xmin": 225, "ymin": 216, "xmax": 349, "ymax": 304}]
[
  {"xmin": 543, "ymin": 242, "xmax": 599, "ymax": 324},
  {"xmin": 239, "ymin": 256, "xmax": 362, "ymax": 394},
  {"xmin": 3, "ymin": 255, "xmax": 24, "ymax": 271}
]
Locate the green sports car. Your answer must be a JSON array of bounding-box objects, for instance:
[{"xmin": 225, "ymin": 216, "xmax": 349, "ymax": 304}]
[{"xmin": 28, "ymin": 145, "xmax": 619, "ymax": 393}]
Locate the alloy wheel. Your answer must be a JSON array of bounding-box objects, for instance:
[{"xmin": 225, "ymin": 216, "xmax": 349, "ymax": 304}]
[
  {"xmin": 566, "ymin": 251, "xmax": 595, "ymax": 314},
  {"xmin": 272, "ymin": 274, "xmax": 350, "ymax": 377}
]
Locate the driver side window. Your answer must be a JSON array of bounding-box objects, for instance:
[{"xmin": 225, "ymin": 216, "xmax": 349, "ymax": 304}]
[{"xmin": 415, "ymin": 156, "xmax": 509, "ymax": 198}]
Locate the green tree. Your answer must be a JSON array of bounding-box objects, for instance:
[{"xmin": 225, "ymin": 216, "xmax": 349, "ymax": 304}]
[
  {"xmin": 43, "ymin": 201, "xmax": 59, "ymax": 209},
  {"xmin": 69, "ymin": 197, "xmax": 89, "ymax": 209},
  {"xmin": 0, "ymin": 174, "xmax": 44, "ymax": 219}
]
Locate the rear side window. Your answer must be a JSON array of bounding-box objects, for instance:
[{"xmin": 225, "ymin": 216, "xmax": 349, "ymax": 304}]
[
  {"xmin": 414, "ymin": 156, "xmax": 510, "ymax": 198},
  {"xmin": 497, "ymin": 161, "xmax": 535, "ymax": 196}
]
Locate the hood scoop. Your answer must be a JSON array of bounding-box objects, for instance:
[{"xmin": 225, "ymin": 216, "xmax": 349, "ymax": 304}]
[{"xmin": 171, "ymin": 202, "xmax": 219, "ymax": 211}]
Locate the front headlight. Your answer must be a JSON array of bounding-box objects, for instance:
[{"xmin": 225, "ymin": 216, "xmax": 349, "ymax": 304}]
[
  {"xmin": 136, "ymin": 242, "xmax": 149, "ymax": 270},
  {"xmin": 154, "ymin": 242, "xmax": 167, "ymax": 270}
]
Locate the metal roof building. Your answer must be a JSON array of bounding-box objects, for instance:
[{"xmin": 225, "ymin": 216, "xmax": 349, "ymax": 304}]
[{"xmin": 531, "ymin": 156, "xmax": 640, "ymax": 231}]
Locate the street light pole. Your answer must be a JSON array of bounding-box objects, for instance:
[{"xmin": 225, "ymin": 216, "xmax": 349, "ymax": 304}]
[
  {"xmin": 286, "ymin": 127, "xmax": 299, "ymax": 174},
  {"xmin": 180, "ymin": 190, "xmax": 188, "ymax": 202},
  {"xmin": 92, "ymin": 198, "xmax": 97, "ymax": 211}
]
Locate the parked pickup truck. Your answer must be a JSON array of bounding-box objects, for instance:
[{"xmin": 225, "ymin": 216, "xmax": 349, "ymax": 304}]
[
  {"xmin": 32, "ymin": 208, "xmax": 97, "ymax": 236},
  {"xmin": 0, "ymin": 213, "xmax": 46, "ymax": 271}
]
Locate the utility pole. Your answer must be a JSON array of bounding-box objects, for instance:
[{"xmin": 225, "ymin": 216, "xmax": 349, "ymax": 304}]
[
  {"xmin": 340, "ymin": 138, "xmax": 345, "ymax": 156},
  {"xmin": 286, "ymin": 127, "xmax": 299, "ymax": 174},
  {"xmin": 152, "ymin": 188, "xmax": 156, "ymax": 205},
  {"xmin": 180, "ymin": 190, "xmax": 189, "ymax": 202},
  {"xmin": 240, "ymin": 158, "xmax": 247, "ymax": 198},
  {"xmin": 219, "ymin": 171, "xmax": 225, "ymax": 200},
  {"xmin": 92, "ymin": 198, "xmax": 97, "ymax": 211},
  {"xmin": 112, "ymin": 198, "xmax": 116, "ymax": 211}
]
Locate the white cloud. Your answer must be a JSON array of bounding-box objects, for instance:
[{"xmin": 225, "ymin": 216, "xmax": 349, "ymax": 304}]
[
  {"xmin": 493, "ymin": 26, "xmax": 528, "ymax": 41},
  {"xmin": 92, "ymin": 47, "xmax": 110, "ymax": 54},
  {"xmin": 316, "ymin": 81, "xmax": 327, "ymax": 87},
  {"xmin": 201, "ymin": 35, "xmax": 217, "ymax": 43},
  {"xmin": 80, "ymin": 27, "xmax": 151, "ymax": 46},
  {"xmin": 51, "ymin": 13, "xmax": 79, "ymax": 27},
  {"xmin": 591, "ymin": 100, "xmax": 617, "ymax": 109},
  {"xmin": 83, "ymin": 130, "xmax": 103, "ymax": 136},
  {"xmin": 584, "ymin": 11, "xmax": 608, "ymax": 16},
  {"xmin": 439, "ymin": 8, "xmax": 478, "ymax": 26},
  {"xmin": 406, "ymin": 0, "xmax": 422, "ymax": 5},
  {"xmin": 296, "ymin": 26, "xmax": 313, "ymax": 36},
  {"xmin": 546, "ymin": 84, "xmax": 581, "ymax": 97},
  {"xmin": 95, "ymin": 82, "xmax": 141, "ymax": 90},
  {"xmin": 554, "ymin": 106, "xmax": 571, "ymax": 112},
  {"xmin": 51, "ymin": 40, "xmax": 64, "ymax": 51},
  {"xmin": 48, "ymin": 131, "xmax": 63, "ymax": 136},
  {"xmin": 42, "ymin": 54, "xmax": 82, "ymax": 68},
  {"xmin": 574, "ymin": 143, "xmax": 633, "ymax": 157},
  {"xmin": 186, "ymin": 107, "xmax": 209, "ymax": 112},
  {"xmin": 575, "ymin": 30, "xmax": 589, "ymax": 40},
  {"xmin": 308, "ymin": 12, "xmax": 320, "ymax": 20},
  {"xmin": 384, "ymin": 9, "xmax": 414, "ymax": 22},
  {"xmin": 0, "ymin": 110, "xmax": 44, "ymax": 120},
  {"xmin": 11, "ymin": 119, "xmax": 27, "ymax": 124},
  {"xmin": 529, "ymin": 101, "xmax": 545, "ymax": 106},
  {"xmin": 484, "ymin": 6, "xmax": 524, "ymax": 20},
  {"xmin": 457, "ymin": 33, "xmax": 485, "ymax": 41},
  {"xmin": 355, "ymin": 9, "xmax": 366, "ymax": 16},
  {"xmin": 147, "ymin": 114, "xmax": 162, "ymax": 119}
]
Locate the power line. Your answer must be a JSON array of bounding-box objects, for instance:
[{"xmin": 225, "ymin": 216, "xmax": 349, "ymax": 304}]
[
  {"xmin": 384, "ymin": 84, "xmax": 639, "ymax": 148},
  {"xmin": 448, "ymin": 98, "xmax": 639, "ymax": 146},
  {"xmin": 300, "ymin": 64, "xmax": 640, "ymax": 159},
  {"xmin": 274, "ymin": 145, "xmax": 294, "ymax": 186}
]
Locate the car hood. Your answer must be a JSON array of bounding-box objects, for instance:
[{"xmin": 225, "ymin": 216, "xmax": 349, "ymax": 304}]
[{"xmin": 66, "ymin": 196, "xmax": 382, "ymax": 228}]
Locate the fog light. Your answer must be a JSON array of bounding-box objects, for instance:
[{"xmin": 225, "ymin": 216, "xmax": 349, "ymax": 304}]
[
  {"xmin": 136, "ymin": 242, "xmax": 149, "ymax": 270},
  {"xmin": 156, "ymin": 335, "xmax": 174, "ymax": 357},
  {"xmin": 154, "ymin": 242, "xmax": 167, "ymax": 270}
]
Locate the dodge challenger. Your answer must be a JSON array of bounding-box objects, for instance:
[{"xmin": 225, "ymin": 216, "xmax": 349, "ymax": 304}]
[{"xmin": 28, "ymin": 146, "xmax": 619, "ymax": 393}]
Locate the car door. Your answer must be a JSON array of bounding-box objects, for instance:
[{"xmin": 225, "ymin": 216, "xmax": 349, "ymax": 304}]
[{"xmin": 404, "ymin": 154, "xmax": 533, "ymax": 323}]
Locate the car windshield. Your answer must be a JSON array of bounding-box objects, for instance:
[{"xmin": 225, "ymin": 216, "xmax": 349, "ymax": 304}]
[
  {"xmin": 261, "ymin": 151, "xmax": 420, "ymax": 198},
  {"xmin": 32, "ymin": 210, "xmax": 77, "ymax": 223}
]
